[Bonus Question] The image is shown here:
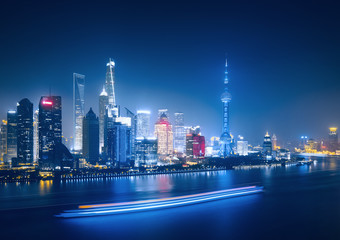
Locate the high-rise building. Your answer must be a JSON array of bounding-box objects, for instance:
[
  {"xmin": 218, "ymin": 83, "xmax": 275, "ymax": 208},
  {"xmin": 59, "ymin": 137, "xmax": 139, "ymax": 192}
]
[
  {"xmin": 17, "ymin": 98, "xmax": 33, "ymax": 164},
  {"xmin": 38, "ymin": 96, "xmax": 62, "ymax": 169},
  {"xmin": 125, "ymin": 108, "xmax": 136, "ymax": 160},
  {"xmin": 105, "ymin": 59, "xmax": 116, "ymax": 106},
  {"xmin": 220, "ymin": 59, "xmax": 233, "ymax": 157},
  {"xmin": 82, "ymin": 108, "xmax": 99, "ymax": 165},
  {"xmin": 174, "ymin": 112, "xmax": 186, "ymax": 154},
  {"xmin": 272, "ymin": 134, "xmax": 277, "ymax": 150},
  {"xmin": 136, "ymin": 110, "xmax": 150, "ymax": 138},
  {"xmin": 237, "ymin": 136, "xmax": 248, "ymax": 156},
  {"xmin": 186, "ymin": 133, "xmax": 205, "ymax": 159},
  {"xmin": 99, "ymin": 87, "xmax": 109, "ymax": 153},
  {"xmin": 158, "ymin": 109, "xmax": 169, "ymax": 119},
  {"xmin": 155, "ymin": 113, "xmax": 173, "ymax": 157},
  {"xmin": 135, "ymin": 137, "xmax": 158, "ymax": 167},
  {"xmin": 7, "ymin": 110, "xmax": 17, "ymax": 163},
  {"xmin": 0, "ymin": 120, "xmax": 7, "ymax": 163},
  {"xmin": 33, "ymin": 109, "xmax": 39, "ymax": 162},
  {"xmin": 263, "ymin": 132, "xmax": 272, "ymax": 159},
  {"xmin": 328, "ymin": 127, "xmax": 338, "ymax": 152},
  {"xmin": 73, "ymin": 73, "xmax": 85, "ymax": 152},
  {"xmin": 300, "ymin": 136, "xmax": 308, "ymax": 149},
  {"xmin": 107, "ymin": 121, "xmax": 131, "ymax": 167}
]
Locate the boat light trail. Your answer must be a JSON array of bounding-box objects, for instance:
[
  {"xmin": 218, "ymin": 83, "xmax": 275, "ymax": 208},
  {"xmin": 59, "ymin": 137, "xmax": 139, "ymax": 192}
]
[{"xmin": 56, "ymin": 186, "xmax": 263, "ymax": 218}]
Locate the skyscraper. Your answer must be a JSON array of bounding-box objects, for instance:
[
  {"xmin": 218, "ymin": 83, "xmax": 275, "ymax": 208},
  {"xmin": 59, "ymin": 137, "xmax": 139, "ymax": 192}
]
[
  {"xmin": 33, "ymin": 109, "xmax": 39, "ymax": 162},
  {"xmin": 220, "ymin": 59, "xmax": 233, "ymax": 157},
  {"xmin": 263, "ymin": 132, "xmax": 272, "ymax": 160},
  {"xmin": 155, "ymin": 113, "xmax": 173, "ymax": 157},
  {"xmin": 158, "ymin": 109, "xmax": 169, "ymax": 119},
  {"xmin": 272, "ymin": 134, "xmax": 277, "ymax": 150},
  {"xmin": 38, "ymin": 96, "xmax": 62, "ymax": 169},
  {"xmin": 136, "ymin": 110, "xmax": 151, "ymax": 138},
  {"xmin": 328, "ymin": 127, "xmax": 338, "ymax": 152},
  {"xmin": 174, "ymin": 112, "xmax": 186, "ymax": 154},
  {"xmin": 105, "ymin": 59, "xmax": 116, "ymax": 106},
  {"xmin": 73, "ymin": 73, "xmax": 85, "ymax": 152},
  {"xmin": 82, "ymin": 108, "xmax": 99, "ymax": 165},
  {"xmin": 186, "ymin": 133, "xmax": 205, "ymax": 159},
  {"xmin": 237, "ymin": 136, "xmax": 248, "ymax": 156},
  {"xmin": 0, "ymin": 120, "xmax": 7, "ymax": 163},
  {"xmin": 135, "ymin": 137, "xmax": 158, "ymax": 167},
  {"xmin": 17, "ymin": 98, "xmax": 33, "ymax": 164},
  {"xmin": 99, "ymin": 87, "xmax": 109, "ymax": 153},
  {"xmin": 6, "ymin": 110, "xmax": 17, "ymax": 163}
]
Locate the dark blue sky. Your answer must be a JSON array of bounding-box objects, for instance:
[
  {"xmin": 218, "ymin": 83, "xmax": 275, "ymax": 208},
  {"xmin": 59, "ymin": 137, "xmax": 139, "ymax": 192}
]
[{"xmin": 0, "ymin": 0, "xmax": 339, "ymax": 145}]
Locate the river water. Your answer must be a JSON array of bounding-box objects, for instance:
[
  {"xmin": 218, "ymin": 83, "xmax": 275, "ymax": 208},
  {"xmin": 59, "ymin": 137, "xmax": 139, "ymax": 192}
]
[{"xmin": 1, "ymin": 157, "xmax": 340, "ymax": 240}]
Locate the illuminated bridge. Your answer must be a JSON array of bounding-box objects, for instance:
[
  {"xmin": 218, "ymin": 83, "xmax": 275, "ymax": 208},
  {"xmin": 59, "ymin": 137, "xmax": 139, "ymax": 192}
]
[{"xmin": 56, "ymin": 186, "xmax": 263, "ymax": 218}]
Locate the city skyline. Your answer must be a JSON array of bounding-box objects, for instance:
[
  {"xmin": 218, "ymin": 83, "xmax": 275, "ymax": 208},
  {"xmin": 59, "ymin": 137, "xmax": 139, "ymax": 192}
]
[{"xmin": 0, "ymin": 1, "xmax": 340, "ymax": 145}]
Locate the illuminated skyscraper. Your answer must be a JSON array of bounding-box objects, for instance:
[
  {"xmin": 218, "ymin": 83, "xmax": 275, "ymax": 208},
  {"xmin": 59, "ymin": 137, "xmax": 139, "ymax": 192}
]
[
  {"xmin": 263, "ymin": 132, "xmax": 272, "ymax": 159},
  {"xmin": 174, "ymin": 112, "xmax": 186, "ymax": 154},
  {"xmin": 328, "ymin": 127, "xmax": 338, "ymax": 152},
  {"xmin": 155, "ymin": 113, "xmax": 173, "ymax": 156},
  {"xmin": 6, "ymin": 110, "xmax": 17, "ymax": 163},
  {"xmin": 272, "ymin": 134, "xmax": 277, "ymax": 150},
  {"xmin": 136, "ymin": 110, "xmax": 150, "ymax": 138},
  {"xmin": 220, "ymin": 59, "xmax": 233, "ymax": 157},
  {"xmin": 105, "ymin": 59, "xmax": 116, "ymax": 106},
  {"xmin": 186, "ymin": 133, "xmax": 205, "ymax": 159},
  {"xmin": 0, "ymin": 120, "xmax": 7, "ymax": 163},
  {"xmin": 99, "ymin": 87, "xmax": 108, "ymax": 153},
  {"xmin": 38, "ymin": 96, "xmax": 62, "ymax": 169},
  {"xmin": 17, "ymin": 98, "xmax": 33, "ymax": 164},
  {"xmin": 135, "ymin": 137, "xmax": 158, "ymax": 167},
  {"xmin": 237, "ymin": 136, "xmax": 248, "ymax": 156},
  {"xmin": 82, "ymin": 108, "xmax": 99, "ymax": 165},
  {"xmin": 73, "ymin": 73, "xmax": 85, "ymax": 152},
  {"xmin": 33, "ymin": 109, "xmax": 39, "ymax": 162}
]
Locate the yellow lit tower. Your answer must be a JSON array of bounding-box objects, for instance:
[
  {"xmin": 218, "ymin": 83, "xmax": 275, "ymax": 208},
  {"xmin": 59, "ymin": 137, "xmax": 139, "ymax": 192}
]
[{"xmin": 155, "ymin": 113, "xmax": 173, "ymax": 159}]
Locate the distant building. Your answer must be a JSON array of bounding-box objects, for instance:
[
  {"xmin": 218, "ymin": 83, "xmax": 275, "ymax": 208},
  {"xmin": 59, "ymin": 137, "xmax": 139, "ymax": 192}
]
[
  {"xmin": 33, "ymin": 109, "xmax": 39, "ymax": 162},
  {"xmin": 82, "ymin": 108, "xmax": 99, "ymax": 165},
  {"xmin": 99, "ymin": 87, "xmax": 109, "ymax": 154},
  {"xmin": 105, "ymin": 59, "xmax": 116, "ymax": 106},
  {"xmin": 305, "ymin": 138, "xmax": 318, "ymax": 152},
  {"xmin": 107, "ymin": 121, "xmax": 131, "ymax": 167},
  {"xmin": 174, "ymin": 112, "xmax": 186, "ymax": 154},
  {"xmin": 186, "ymin": 126, "xmax": 201, "ymax": 135},
  {"xmin": 73, "ymin": 73, "xmax": 85, "ymax": 152},
  {"xmin": 135, "ymin": 137, "xmax": 158, "ymax": 167},
  {"xmin": 0, "ymin": 120, "xmax": 7, "ymax": 163},
  {"xmin": 237, "ymin": 136, "xmax": 248, "ymax": 156},
  {"xmin": 17, "ymin": 98, "xmax": 33, "ymax": 164},
  {"xmin": 125, "ymin": 108, "xmax": 136, "ymax": 160},
  {"xmin": 272, "ymin": 134, "xmax": 277, "ymax": 150},
  {"xmin": 155, "ymin": 113, "xmax": 173, "ymax": 157},
  {"xmin": 186, "ymin": 133, "xmax": 205, "ymax": 159},
  {"xmin": 6, "ymin": 110, "xmax": 17, "ymax": 163},
  {"xmin": 158, "ymin": 109, "xmax": 169, "ymax": 119},
  {"xmin": 263, "ymin": 132, "xmax": 272, "ymax": 160},
  {"xmin": 136, "ymin": 110, "xmax": 150, "ymax": 138},
  {"xmin": 299, "ymin": 136, "xmax": 308, "ymax": 150},
  {"xmin": 38, "ymin": 96, "xmax": 62, "ymax": 169},
  {"xmin": 328, "ymin": 127, "xmax": 338, "ymax": 152}
]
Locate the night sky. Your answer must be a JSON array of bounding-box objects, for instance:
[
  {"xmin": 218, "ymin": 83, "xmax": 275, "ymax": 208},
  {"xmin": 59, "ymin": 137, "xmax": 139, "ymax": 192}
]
[{"xmin": 0, "ymin": 0, "xmax": 339, "ymax": 145}]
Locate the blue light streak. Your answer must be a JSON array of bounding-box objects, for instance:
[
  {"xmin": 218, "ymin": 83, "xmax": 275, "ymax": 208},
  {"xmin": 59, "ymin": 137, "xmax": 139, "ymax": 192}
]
[{"xmin": 56, "ymin": 186, "xmax": 263, "ymax": 218}]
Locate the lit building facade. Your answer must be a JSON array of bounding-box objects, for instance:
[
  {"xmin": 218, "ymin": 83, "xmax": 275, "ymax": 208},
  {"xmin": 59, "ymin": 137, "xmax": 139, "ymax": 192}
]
[
  {"xmin": 174, "ymin": 112, "xmax": 186, "ymax": 154},
  {"xmin": 136, "ymin": 110, "xmax": 150, "ymax": 138},
  {"xmin": 0, "ymin": 120, "xmax": 7, "ymax": 163},
  {"xmin": 17, "ymin": 98, "xmax": 33, "ymax": 164},
  {"xmin": 82, "ymin": 108, "xmax": 99, "ymax": 165},
  {"xmin": 7, "ymin": 110, "xmax": 17, "ymax": 163},
  {"xmin": 186, "ymin": 133, "xmax": 205, "ymax": 159},
  {"xmin": 33, "ymin": 109, "xmax": 39, "ymax": 162},
  {"xmin": 328, "ymin": 127, "xmax": 338, "ymax": 152},
  {"xmin": 38, "ymin": 96, "xmax": 62, "ymax": 169},
  {"xmin": 73, "ymin": 73, "xmax": 85, "ymax": 152},
  {"xmin": 135, "ymin": 137, "xmax": 158, "ymax": 167},
  {"xmin": 272, "ymin": 134, "xmax": 277, "ymax": 150},
  {"xmin": 99, "ymin": 87, "xmax": 109, "ymax": 153},
  {"xmin": 155, "ymin": 113, "xmax": 173, "ymax": 156},
  {"xmin": 237, "ymin": 136, "xmax": 248, "ymax": 156},
  {"xmin": 263, "ymin": 132, "xmax": 272, "ymax": 159},
  {"xmin": 105, "ymin": 59, "xmax": 116, "ymax": 106},
  {"xmin": 220, "ymin": 59, "xmax": 233, "ymax": 157}
]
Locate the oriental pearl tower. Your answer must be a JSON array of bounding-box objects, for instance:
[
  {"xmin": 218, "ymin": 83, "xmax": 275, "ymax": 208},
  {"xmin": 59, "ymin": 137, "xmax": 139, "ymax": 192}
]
[{"xmin": 220, "ymin": 58, "xmax": 233, "ymax": 157}]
